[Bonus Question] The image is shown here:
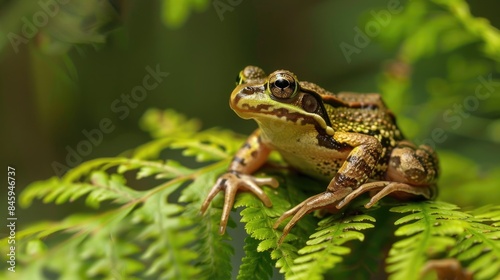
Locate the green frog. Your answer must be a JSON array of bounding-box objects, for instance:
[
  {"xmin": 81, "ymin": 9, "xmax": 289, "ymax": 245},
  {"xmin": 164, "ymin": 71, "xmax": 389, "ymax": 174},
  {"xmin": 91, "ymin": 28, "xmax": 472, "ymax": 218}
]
[{"xmin": 201, "ymin": 66, "xmax": 439, "ymax": 244}]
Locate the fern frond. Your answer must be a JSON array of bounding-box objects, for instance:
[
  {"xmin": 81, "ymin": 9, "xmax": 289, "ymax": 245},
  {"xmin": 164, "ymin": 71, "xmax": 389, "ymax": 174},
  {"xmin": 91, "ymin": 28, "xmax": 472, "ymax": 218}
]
[
  {"xmin": 137, "ymin": 109, "xmax": 243, "ymax": 162},
  {"xmin": 235, "ymin": 182, "xmax": 301, "ymax": 276},
  {"xmin": 74, "ymin": 213, "xmax": 144, "ymax": 279},
  {"xmin": 0, "ymin": 206, "xmax": 140, "ymax": 279},
  {"xmin": 288, "ymin": 214, "xmax": 376, "ymax": 280},
  {"xmin": 171, "ymin": 128, "xmax": 244, "ymax": 162},
  {"xmin": 20, "ymin": 171, "xmax": 142, "ymax": 208},
  {"xmin": 449, "ymin": 205, "xmax": 500, "ymax": 279},
  {"xmin": 237, "ymin": 236, "xmax": 274, "ymax": 280},
  {"xmin": 470, "ymin": 205, "xmax": 500, "ymax": 226},
  {"xmin": 132, "ymin": 108, "xmax": 201, "ymax": 159},
  {"xmin": 116, "ymin": 158, "xmax": 193, "ymax": 179},
  {"xmin": 234, "ymin": 174, "xmax": 323, "ymax": 278},
  {"xmin": 179, "ymin": 165, "xmax": 235, "ymax": 279},
  {"xmin": 387, "ymin": 201, "xmax": 477, "ymax": 280},
  {"xmin": 135, "ymin": 186, "xmax": 200, "ymax": 279},
  {"xmin": 10, "ymin": 128, "xmax": 237, "ymax": 279},
  {"xmin": 140, "ymin": 108, "xmax": 201, "ymax": 139}
]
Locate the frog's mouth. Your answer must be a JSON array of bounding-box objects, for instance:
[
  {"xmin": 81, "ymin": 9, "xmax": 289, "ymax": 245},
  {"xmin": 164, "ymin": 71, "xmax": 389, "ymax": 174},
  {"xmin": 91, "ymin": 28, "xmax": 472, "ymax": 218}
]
[{"xmin": 229, "ymin": 85, "xmax": 332, "ymax": 133}]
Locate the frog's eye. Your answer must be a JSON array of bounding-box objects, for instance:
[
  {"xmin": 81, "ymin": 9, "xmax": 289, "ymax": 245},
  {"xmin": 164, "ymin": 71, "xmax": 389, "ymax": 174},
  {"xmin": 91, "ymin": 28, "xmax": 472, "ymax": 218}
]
[{"xmin": 268, "ymin": 72, "xmax": 298, "ymax": 99}]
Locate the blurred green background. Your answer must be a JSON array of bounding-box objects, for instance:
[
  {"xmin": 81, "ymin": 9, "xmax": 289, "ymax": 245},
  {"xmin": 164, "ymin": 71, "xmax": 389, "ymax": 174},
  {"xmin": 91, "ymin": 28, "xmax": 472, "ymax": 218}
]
[{"xmin": 1, "ymin": 0, "xmax": 499, "ymax": 223}]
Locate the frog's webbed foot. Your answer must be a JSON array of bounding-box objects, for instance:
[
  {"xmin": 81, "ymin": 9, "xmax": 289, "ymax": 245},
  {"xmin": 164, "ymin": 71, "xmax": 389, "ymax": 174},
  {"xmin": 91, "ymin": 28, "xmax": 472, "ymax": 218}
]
[
  {"xmin": 200, "ymin": 172, "xmax": 278, "ymax": 235},
  {"xmin": 336, "ymin": 181, "xmax": 436, "ymax": 209},
  {"xmin": 273, "ymin": 188, "xmax": 352, "ymax": 245}
]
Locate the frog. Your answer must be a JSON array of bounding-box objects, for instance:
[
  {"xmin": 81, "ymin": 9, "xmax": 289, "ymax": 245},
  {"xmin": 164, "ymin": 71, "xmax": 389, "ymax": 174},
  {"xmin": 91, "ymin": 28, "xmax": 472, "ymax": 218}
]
[{"xmin": 200, "ymin": 66, "xmax": 439, "ymax": 244}]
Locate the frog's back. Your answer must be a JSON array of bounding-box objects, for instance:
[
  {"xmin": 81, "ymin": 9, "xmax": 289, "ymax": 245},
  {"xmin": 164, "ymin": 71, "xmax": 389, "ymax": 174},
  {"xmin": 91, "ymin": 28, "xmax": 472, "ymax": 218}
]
[{"xmin": 326, "ymin": 105, "xmax": 404, "ymax": 142}]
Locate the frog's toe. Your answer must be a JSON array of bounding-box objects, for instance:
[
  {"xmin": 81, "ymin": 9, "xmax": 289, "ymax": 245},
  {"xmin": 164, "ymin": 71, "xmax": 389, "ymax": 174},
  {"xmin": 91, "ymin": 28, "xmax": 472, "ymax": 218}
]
[
  {"xmin": 201, "ymin": 172, "xmax": 279, "ymax": 235},
  {"xmin": 274, "ymin": 190, "xmax": 350, "ymax": 245},
  {"xmin": 336, "ymin": 181, "xmax": 389, "ymax": 209},
  {"xmin": 336, "ymin": 181, "xmax": 435, "ymax": 210},
  {"xmin": 238, "ymin": 175, "xmax": 279, "ymax": 207},
  {"xmin": 240, "ymin": 177, "xmax": 272, "ymax": 207},
  {"xmin": 365, "ymin": 182, "xmax": 434, "ymax": 208},
  {"xmin": 218, "ymin": 179, "xmax": 240, "ymax": 234},
  {"xmin": 252, "ymin": 177, "xmax": 279, "ymax": 188},
  {"xmin": 276, "ymin": 205, "xmax": 310, "ymax": 245},
  {"xmin": 273, "ymin": 200, "xmax": 307, "ymax": 231},
  {"xmin": 200, "ymin": 176, "xmax": 227, "ymax": 215}
]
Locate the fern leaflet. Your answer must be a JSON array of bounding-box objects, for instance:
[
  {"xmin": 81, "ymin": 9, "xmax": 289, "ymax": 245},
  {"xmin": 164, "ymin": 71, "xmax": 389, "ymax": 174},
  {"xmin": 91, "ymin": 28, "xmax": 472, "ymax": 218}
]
[
  {"xmin": 451, "ymin": 205, "xmax": 500, "ymax": 279},
  {"xmin": 237, "ymin": 236, "xmax": 274, "ymax": 280},
  {"xmin": 289, "ymin": 214, "xmax": 375, "ymax": 280},
  {"xmin": 387, "ymin": 201, "xmax": 500, "ymax": 280}
]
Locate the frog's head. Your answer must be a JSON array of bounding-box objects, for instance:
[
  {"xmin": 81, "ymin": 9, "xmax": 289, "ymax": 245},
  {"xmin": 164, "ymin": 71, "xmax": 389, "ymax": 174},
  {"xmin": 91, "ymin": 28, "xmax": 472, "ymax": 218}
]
[{"xmin": 230, "ymin": 66, "xmax": 333, "ymax": 134}]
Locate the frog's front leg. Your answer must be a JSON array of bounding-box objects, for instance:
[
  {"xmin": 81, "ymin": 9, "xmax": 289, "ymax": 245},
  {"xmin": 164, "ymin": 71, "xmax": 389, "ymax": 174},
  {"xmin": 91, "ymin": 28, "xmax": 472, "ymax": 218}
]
[
  {"xmin": 273, "ymin": 132, "xmax": 382, "ymax": 244},
  {"xmin": 337, "ymin": 140, "xmax": 439, "ymax": 209},
  {"xmin": 200, "ymin": 129, "xmax": 278, "ymax": 235}
]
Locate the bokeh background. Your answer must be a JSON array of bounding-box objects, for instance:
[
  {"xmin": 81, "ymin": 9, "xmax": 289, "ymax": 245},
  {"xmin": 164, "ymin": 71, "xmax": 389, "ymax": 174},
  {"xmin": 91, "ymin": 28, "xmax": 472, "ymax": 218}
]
[{"xmin": 1, "ymin": 0, "xmax": 500, "ymax": 267}]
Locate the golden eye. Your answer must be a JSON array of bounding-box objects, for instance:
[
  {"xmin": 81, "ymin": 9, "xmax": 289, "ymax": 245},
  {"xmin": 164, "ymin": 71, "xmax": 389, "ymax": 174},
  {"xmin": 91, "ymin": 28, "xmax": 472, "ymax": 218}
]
[{"xmin": 268, "ymin": 72, "xmax": 298, "ymax": 99}]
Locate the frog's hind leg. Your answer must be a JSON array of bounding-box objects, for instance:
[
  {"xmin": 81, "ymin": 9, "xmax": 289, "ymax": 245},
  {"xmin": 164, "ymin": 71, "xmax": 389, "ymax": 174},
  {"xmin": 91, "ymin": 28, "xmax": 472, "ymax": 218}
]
[
  {"xmin": 336, "ymin": 181, "xmax": 387, "ymax": 209},
  {"xmin": 386, "ymin": 140, "xmax": 439, "ymax": 187},
  {"xmin": 336, "ymin": 181, "xmax": 436, "ymax": 209},
  {"xmin": 273, "ymin": 188, "xmax": 352, "ymax": 245},
  {"xmin": 336, "ymin": 140, "xmax": 439, "ymax": 209}
]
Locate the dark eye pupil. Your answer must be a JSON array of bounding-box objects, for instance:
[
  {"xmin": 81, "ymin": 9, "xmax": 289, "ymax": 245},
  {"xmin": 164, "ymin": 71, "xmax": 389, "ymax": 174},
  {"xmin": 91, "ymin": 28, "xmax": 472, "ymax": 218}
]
[
  {"xmin": 275, "ymin": 78, "xmax": 289, "ymax": 89},
  {"xmin": 268, "ymin": 72, "xmax": 298, "ymax": 99}
]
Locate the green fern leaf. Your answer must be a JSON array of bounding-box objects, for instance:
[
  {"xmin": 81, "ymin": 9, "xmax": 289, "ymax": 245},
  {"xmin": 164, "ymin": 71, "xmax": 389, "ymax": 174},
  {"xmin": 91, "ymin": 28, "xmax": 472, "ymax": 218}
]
[
  {"xmin": 132, "ymin": 109, "xmax": 202, "ymax": 159},
  {"xmin": 470, "ymin": 205, "xmax": 500, "ymax": 225},
  {"xmin": 140, "ymin": 108, "xmax": 201, "ymax": 138},
  {"xmin": 171, "ymin": 128, "xmax": 244, "ymax": 162},
  {"xmin": 450, "ymin": 205, "xmax": 500, "ymax": 279},
  {"xmin": 237, "ymin": 236, "xmax": 274, "ymax": 280},
  {"xmin": 288, "ymin": 214, "xmax": 375, "ymax": 280},
  {"xmin": 20, "ymin": 171, "xmax": 142, "ymax": 208},
  {"xmin": 137, "ymin": 186, "xmax": 200, "ymax": 280},
  {"xmin": 387, "ymin": 201, "xmax": 470, "ymax": 280},
  {"xmin": 235, "ymin": 182, "xmax": 300, "ymax": 276},
  {"xmin": 234, "ymin": 174, "xmax": 325, "ymax": 278},
  {"xmin": 1, "ymin": 207, "xmax": 139, "ymax": 279},
  {"xmin": 116, "ymin": 158, "xmax": 193, "ymax": 179},
  {"xmin": 179, "ymin": 166, "xmax": 235, "ymax": 279},
  {"xmin": 61, "ymin": 157, "xmax": 129, "ymax": 183}
]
